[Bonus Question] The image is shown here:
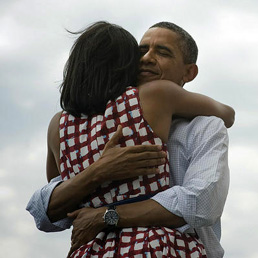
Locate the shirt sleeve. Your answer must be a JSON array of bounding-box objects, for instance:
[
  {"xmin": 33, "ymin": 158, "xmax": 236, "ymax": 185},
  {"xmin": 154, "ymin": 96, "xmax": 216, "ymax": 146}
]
[
  {"xmin": 26, "ymin": 176, "xmax": 73, "ymax": 232},
  {"xmin": 152, "ymin": 117, "xmax": 230, "ymax": 229}
]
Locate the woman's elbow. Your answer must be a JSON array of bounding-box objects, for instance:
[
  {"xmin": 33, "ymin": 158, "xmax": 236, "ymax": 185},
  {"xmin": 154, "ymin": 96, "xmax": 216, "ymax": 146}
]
[{"xmin": 225, "ymin": 106, "xmax": 235, "ymax": 128}]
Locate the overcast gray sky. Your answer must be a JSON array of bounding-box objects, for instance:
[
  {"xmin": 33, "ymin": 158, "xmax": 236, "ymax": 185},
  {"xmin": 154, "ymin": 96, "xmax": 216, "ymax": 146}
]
[{"xmin": 1, "ymin": 0, "xmax": 258, "ymax": 257}]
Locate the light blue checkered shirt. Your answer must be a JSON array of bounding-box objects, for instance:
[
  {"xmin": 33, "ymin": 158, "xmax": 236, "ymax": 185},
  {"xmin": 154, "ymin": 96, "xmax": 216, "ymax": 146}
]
[{"xmin": 27, "ymin": 116, "xmax": 229, "ymax": 258}]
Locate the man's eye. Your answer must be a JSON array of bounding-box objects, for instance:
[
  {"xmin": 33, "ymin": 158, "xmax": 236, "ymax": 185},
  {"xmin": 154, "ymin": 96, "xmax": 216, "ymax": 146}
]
[{"xmin": 159, "ymin": 52, "xmax": 170, "ymax": 57}]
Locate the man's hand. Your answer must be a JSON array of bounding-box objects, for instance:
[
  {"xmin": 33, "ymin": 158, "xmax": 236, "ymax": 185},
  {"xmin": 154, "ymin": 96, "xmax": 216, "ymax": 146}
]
[
  {"xmin": 67, "ymin": 207, "xmax": 106, "ymax": 257},
  {"xmin": 97, "ymin": 125, "xmax": 167, "ymax": 182}
]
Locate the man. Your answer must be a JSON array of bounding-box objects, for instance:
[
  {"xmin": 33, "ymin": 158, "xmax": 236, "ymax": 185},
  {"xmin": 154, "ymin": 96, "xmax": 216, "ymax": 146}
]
[{"xmin": 27, "ymin": 22, "xmax": 232, "ymax": 257}]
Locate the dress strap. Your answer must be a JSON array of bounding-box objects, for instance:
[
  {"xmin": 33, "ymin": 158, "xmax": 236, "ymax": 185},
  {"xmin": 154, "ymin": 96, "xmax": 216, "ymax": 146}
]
[{"xmin": 106, "ymin": 193, "xmax": 156, "ymax": 207}]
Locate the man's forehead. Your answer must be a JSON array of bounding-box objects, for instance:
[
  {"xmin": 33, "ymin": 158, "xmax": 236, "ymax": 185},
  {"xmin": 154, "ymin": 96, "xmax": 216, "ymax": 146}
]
[{"xmin": 139, "ymin": 27, "xmax": 179, "ymax": 47}]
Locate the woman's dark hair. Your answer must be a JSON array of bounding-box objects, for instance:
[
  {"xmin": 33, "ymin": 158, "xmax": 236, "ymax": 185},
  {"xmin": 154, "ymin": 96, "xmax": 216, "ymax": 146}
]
[{"xmin": 60, "ymin": 21, "xmax": 140, "ymax": 117}]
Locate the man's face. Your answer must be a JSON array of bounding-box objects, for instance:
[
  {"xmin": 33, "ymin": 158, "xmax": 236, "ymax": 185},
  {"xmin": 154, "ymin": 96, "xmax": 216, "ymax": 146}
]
[{"xmin": 138, "ymin": 27, "xmax": 187, "ymax": 86}]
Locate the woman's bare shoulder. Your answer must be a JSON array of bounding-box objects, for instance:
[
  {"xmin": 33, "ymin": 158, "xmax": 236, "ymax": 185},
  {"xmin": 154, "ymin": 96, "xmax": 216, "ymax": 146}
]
[
  {"xmin": 47, "ymin": 111, "xmax": 63, "ymax": 146},
  {"xmin": 48, "ymin": 111, "xmax": 62, "ymax": 132},
  {"xmin": 138, "ymin": 81, "xmax": 179, "ymax": 142},
  {"xmin": 139, "ymin": 79, "xmax": 176, "ymax": 89},
  {"xmin": 139, "ymin": 80, "xmax": 183, "ymax": 106},
  {"xmin": 139, "ymin": 80, "xmax": 180, "ymax": 97}
]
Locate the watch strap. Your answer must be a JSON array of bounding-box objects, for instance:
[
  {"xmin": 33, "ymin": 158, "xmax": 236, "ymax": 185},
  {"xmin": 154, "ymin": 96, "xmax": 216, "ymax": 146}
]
[{"xmin": 108, "ymin": 205, "xmax": 116, "ymax": 210}]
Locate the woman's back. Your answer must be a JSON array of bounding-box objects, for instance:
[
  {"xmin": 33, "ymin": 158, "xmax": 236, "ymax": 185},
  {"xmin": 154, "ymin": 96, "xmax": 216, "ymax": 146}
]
[{"xmin": 60, "ymin": 86, "xmax": 170, "ymax": 207}]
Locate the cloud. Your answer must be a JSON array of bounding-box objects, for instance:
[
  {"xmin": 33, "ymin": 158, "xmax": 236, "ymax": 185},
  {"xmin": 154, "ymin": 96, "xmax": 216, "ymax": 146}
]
[{"xmin": 1, "ymin": 0, "xmax": 257, "ymax": 257}]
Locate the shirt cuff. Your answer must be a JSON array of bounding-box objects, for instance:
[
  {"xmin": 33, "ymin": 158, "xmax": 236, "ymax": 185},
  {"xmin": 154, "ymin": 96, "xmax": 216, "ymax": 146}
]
[
  {"xmin": 26, "ymin": 177, "xmax": 72, "ymax": 232},
  {"xmin": 151, "ymin": 186, "xmax": 196, "ymax": 234}
]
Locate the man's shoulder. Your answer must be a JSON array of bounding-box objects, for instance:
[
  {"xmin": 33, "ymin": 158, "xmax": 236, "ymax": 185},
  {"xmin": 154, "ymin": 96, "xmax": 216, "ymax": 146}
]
[
  {"xmin": 170, "ymin": 116, "xmax": 227, "ymax": 140},
  {"xmin": 169, "ymin": 116, "xmax": 228, "ymax": 150},
  {"xmin": 173, "ymin": 116, "xmax": 225, "ymax": 129}
]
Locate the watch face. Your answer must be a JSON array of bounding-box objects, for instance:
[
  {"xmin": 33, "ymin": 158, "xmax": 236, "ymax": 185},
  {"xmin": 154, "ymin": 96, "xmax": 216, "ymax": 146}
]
[{"xmin": 104, "ymin": 209, "xmax": 119, "ymax": 226}]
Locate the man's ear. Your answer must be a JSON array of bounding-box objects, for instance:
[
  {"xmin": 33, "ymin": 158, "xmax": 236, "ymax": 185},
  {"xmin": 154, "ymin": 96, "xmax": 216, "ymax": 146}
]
[{"xmin": 183, "ymin": 64, "xmax": 198, "ymax": 83}]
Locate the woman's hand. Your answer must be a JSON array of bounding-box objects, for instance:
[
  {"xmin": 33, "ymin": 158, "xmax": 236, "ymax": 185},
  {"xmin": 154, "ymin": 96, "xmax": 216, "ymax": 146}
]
[{"xmin": 67, "ymin": 207, "xmax": 106, "ymax": 257}]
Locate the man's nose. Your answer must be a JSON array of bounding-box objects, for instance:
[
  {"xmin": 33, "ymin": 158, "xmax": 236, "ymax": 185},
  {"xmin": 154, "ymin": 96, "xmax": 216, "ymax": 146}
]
[{"xmin": 140, "ymin": 50, "xmax": 156, "ymax": 64}]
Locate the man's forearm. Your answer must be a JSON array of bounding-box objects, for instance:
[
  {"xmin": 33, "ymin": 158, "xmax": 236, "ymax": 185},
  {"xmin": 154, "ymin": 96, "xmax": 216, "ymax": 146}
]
[
  {"xmin": 69, "ymin": 198, "xmax": 186, "ymax": 254},
  {"xmin": 116, "ymin": 199, "xmax": 186, "ymax": 228},
  {"xmin": 48, "ymin": 143, "xmax": 166, "ymax": 222},
  {"xmin": 47, "ymin": 162, "xmax": 103, "ymax": 222},
  {"xmin": 26, "ymin": 177, "xmax": 73, "ymax": 232}
]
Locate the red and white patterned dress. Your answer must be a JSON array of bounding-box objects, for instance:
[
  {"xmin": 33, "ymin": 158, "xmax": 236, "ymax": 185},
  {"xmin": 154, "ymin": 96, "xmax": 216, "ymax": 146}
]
[{"xmin": 59, "ymin": 87, "xmax": 206, "ymax": 257}]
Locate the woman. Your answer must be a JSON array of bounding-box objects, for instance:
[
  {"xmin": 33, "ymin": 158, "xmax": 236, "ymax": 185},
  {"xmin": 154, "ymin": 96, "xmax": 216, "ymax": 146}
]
[{"xmin": 47, "ymin": 21, "xmax": 234, "ymax": 257}]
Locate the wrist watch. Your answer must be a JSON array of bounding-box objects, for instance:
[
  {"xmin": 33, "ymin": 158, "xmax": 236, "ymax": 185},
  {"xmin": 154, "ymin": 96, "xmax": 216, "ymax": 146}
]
[{"xmin": 103, "ymin": 205, "xmax": 119, "ymax": 227}]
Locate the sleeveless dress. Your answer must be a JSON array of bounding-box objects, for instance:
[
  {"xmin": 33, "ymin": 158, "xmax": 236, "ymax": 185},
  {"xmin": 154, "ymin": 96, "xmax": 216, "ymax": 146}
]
[{"xmin": 59, "ymin": 87, "xmax": 207, "ymax": 257}]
